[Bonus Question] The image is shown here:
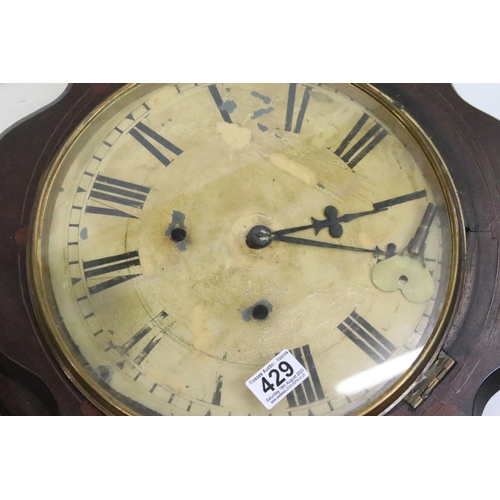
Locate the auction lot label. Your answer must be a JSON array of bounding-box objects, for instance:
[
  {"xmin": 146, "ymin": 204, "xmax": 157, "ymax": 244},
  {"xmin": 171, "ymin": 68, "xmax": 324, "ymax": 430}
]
[{"xmin": 246, "ymin": 350, "xmax": 310, "ymax": 410}]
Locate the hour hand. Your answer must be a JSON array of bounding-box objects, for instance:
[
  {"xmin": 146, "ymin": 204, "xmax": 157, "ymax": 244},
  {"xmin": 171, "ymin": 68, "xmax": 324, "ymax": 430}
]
[{"xmin": 371, "ymin": 203, "xmax": 437, "ymax": 303}]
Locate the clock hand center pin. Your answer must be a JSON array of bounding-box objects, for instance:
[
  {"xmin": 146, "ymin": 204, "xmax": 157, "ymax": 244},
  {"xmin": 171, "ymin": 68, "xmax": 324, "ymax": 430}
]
[{"xmin": 371, "ymin": 203, "xmax": 437, "ymax": 303}]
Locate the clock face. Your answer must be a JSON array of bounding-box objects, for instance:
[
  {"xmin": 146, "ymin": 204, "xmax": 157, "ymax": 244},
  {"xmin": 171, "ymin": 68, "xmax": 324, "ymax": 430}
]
[{"xmin": 29, "ymin": 83, "xmax": 462, "ymax": 415}]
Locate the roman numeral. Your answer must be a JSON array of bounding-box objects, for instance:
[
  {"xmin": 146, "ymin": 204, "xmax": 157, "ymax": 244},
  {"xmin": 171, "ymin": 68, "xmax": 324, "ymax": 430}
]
[
  {"xmin": 208, "ymin": 84, "xmax": 232, "ymax": 123},
  {"xmin": 337, "ymin": 311, "xmax": 395, "ymax": 364},
  {"xmin": 286, "ymin": 344, "xmax": 325, "ymax": 408},
  {"xmin": 83, "ymin": 250, "xmax": 141, "ymax": 295},
  {"xmin": 122, "ymin": 310, "xmax": 173, "ymax": 365},
  {"xmin": 129, "ymin": 122, "xmax": 183, "ymax": 167},
  {"xmin": 284, "ymin": 84, "xmax": 312, "ymax": 134},
  {"xmin": 333, "ymin": 113, "xmax": 389, "ymax": 169},
  {"xmin": 85, "ymin": 174, "xmax": 151, "ymax": 219},
  {"xmin": 211, "ymin": 374, "xmax": 223, "ymax": 406}
]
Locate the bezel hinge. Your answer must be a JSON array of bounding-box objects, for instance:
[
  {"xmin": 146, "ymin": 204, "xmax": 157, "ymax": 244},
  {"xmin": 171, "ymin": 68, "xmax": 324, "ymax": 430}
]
[{"xmin": 404, "ymin": 350, "xmax": 456, "ymax": 409}]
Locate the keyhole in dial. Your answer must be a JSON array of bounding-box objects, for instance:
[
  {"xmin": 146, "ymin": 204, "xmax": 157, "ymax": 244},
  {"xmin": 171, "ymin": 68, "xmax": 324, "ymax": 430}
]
[
  {"xmin": 171, "ymin": 228, "xmax": 187, "ymax": 242},
  {"xmin": 252, "ymin": 304, "xmax": 269, "ymax": 320},
  {"xmin": 399, "ymin": 275, "xmax": 409, "ymax": 285}
]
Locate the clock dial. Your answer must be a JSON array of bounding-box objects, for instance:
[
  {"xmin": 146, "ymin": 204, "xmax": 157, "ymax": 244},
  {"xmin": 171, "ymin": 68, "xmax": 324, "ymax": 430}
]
[{"xmin": 29, "ymin": 83, "xmax": 462, "ymax": 415}]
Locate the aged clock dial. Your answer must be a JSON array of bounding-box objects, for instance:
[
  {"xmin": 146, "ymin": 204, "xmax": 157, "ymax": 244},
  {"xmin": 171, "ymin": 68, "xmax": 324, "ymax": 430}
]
[{"xmin": 28, "ymin": 83, "xmax": 462, "ymax": 415}]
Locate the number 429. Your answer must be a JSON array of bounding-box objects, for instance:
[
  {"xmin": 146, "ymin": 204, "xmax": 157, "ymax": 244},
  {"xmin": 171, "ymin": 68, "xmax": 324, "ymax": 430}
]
[{"xmin": 262, "ymin": 361, "xmax": 294, "ymax": 393}]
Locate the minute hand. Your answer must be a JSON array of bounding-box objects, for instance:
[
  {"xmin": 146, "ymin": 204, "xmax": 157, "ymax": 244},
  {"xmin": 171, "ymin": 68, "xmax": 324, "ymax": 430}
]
[
  {"xmin": 272, "ymin": 234, "xmax": 386, "ymax": 256},
  {"xmin": 271, "ymin": 206, "xmax": 387, "ymax": 238}
]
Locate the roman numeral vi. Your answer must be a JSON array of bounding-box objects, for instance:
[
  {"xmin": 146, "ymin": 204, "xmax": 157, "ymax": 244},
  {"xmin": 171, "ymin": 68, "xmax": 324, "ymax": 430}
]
[{"xmin": 286, "ymin": 344, "xmax": 325, "ymax": 408}]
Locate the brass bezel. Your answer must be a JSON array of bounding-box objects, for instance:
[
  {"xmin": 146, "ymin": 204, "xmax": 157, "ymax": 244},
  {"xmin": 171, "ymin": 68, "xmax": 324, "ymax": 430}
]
[
  {"xmin": 350, "ymin": 84, "xmax": 465, "ymax": 415},
  {"xmin": 27, "ymin": 83, "xmax": 465, "ymax": 416}
]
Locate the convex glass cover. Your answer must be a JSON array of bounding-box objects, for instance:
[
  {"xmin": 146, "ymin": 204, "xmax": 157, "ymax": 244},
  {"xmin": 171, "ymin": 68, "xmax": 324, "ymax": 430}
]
[{"xmin": 29, "ymin": 83, "xmax": 462, "ymax": 415}]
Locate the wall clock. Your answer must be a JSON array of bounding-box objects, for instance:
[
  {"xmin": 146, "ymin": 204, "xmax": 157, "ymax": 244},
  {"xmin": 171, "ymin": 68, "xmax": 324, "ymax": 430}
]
[{"xmin": 1, "ymin": 83, "xmax": 499, "ymax": 416}]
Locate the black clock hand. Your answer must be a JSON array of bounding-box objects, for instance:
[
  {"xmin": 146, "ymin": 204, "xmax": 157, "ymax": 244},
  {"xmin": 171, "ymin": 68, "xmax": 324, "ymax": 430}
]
[
  {"xmin": 246, "ymin": 225, "xmax": 388, "ymax": 257},
  {"xmin": 337, "ymin": 208, "xmax": 388, "ymax": 223},
  {"xmin": 273, "ymin": 234, "xmax": 387, "ymax": 256},
  {"xmin": 270, "ymin": 205, "xmax": 387, "ymax": 239}
]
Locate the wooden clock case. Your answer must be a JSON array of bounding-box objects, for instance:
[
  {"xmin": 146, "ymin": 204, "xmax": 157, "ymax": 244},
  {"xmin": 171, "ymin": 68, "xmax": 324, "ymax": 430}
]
[{"xmin": 1, "ymin": 83, "xmax": 499, "ymax": 416}]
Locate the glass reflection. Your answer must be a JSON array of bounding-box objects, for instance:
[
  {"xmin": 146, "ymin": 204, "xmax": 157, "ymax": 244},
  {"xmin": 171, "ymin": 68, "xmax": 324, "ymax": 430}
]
[{"xmin": 336, "ymin": 350, "xmax": 422, "ymax": 395}]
